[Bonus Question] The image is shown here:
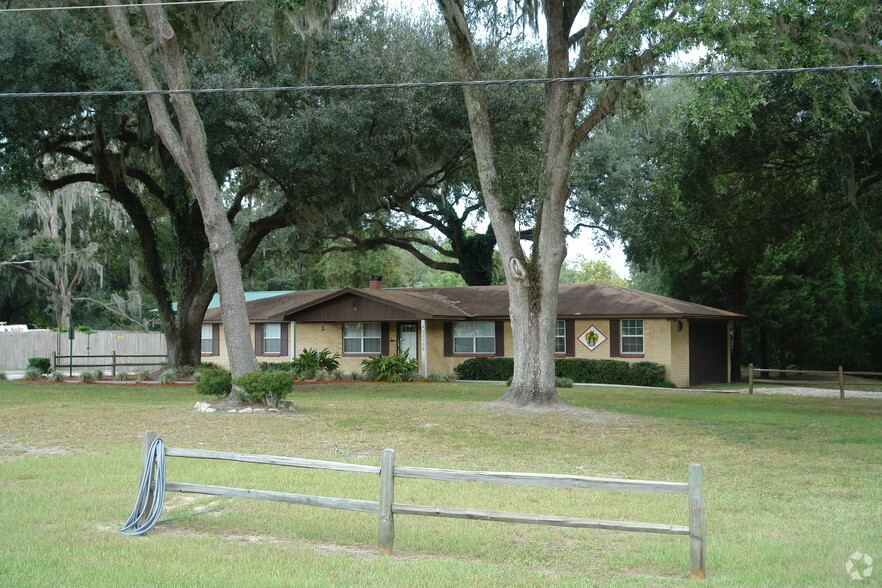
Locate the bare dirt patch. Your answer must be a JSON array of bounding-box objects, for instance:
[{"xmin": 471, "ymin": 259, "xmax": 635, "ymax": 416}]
[{"xmin": 486, "ymin": 399, "xmax": 639, "ymax": 423}]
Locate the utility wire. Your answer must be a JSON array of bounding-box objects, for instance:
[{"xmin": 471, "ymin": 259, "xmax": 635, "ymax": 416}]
[
  {"xmin": 0, "ymin": 64, "xmax": 879, "ymax": 99},
  {"xmin": 0, "ymin": 0, "xmax": 253, "ymax": 12}
]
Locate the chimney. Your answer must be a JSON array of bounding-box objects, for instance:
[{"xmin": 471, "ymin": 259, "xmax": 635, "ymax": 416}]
[{"xmin": 368, "ymin": 275, "xmax": 383, "ymax": 289}]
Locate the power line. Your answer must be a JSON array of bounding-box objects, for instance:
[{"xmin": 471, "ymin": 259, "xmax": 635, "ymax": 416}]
[
  {"xmin": 0, "ymin": 64, "xmax": 879, "ymax": 100},
  {"xmin": 0, "ymin": 0, "xmax": 252, "ymax": 12}
]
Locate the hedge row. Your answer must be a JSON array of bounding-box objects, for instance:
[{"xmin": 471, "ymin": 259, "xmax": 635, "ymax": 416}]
[{"xmin": 454, "ymin": 357, "xmax": 670, "ymax": 387}]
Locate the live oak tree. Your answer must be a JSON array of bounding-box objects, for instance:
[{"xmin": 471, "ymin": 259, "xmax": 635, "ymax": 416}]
[
  {"xmin": 435, "ymin": 0, "xmax": 719, "ymax": 405},
  {"xmin": 105, "ymin": 0, "xmax": 260, "ymax": 379}
]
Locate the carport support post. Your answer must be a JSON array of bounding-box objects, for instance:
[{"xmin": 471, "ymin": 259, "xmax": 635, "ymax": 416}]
[
  {"xmin": 748, "ymin": 363, "xmax": 754, "ymax": 394},
  {"xmin": 688, "ymin": 463, "xmax": 706, "ymax": 579},
  {"xmin": 378, "ymin": 448, "xmax": 395, "ymax": 555},
  {"xmin": 838, "ymin": 366, "xmax": 845, "ymax": 399}
]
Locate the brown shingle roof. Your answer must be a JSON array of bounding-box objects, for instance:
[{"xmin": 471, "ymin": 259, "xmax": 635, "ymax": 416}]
[{"xmin": 202, "ymin": 283, "xmax": 744, "ymax": 323}]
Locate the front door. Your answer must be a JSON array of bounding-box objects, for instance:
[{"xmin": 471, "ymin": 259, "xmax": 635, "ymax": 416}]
[{"xmin": 398, "ymin": 323, "xmax": 418, "ymax": 361}]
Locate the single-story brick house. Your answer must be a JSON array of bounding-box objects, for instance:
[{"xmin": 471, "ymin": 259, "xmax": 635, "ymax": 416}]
[{"xmin": 202, "ymin": 278, "xmax": 743, "ymax": 387}]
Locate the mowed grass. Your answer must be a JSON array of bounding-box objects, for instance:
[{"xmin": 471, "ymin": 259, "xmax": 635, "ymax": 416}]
[{"xmin": 1, "ymin": 381, "xmax": 880, "ymax": 587}]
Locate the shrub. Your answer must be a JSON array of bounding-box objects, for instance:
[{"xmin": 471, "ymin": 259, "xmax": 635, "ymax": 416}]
[
  {"xmin": 79, "ymin": 371, "xmax": 96, "ymax": 383},
  {"xmin": 200, "ymin": 361, "xmax": 218, "ymax": 370},
  {"xmin": 195, "ymin": 369, "xmax": 232, "ymax": 397},
  {"xmin": 136, "ymin": 370, "xmax": 151, "ymax": 382},
  {"xmin": 332, "ymin": 369, "xmax": 346, "ymax": 381},
  {"xmin": 259, "ymin": 361, "xmax": 292, "ymax": 372},
  {"xmin": 361, "ymin": 351, "xmax": 420, "ymax": 383},
  {"xmin": 629, "ymin": 361, "xmax": 668, "ymax": 387},
  {"xmin": 556, "ymin": 377, "xmax": 574, "ymax": 388},
  {"xmin": 175, "ymin": 365, "xmax": 197, "ymax": 378},
  {"xmin": 427, "ymin": 373, "xmax": 456, "ymax": 383},
  {"xmin": 92, "ymin": 368, "xmax": 104, "ymax": 381},
  {"xmin": 291, "ymin": 348, "xmax": 340, "ymax": 377},
  {"xmin": 27, "ymin": 357, "xmax": 51, "ymax": 374},
  {"xmin": 158, "ymin": 369, "xmax": 177, "ymax": 385},
  {"xmin": 0, "ymin": 371, "xmax": 6, "ymax": 380},
  {"xmin": 457, "ymin": 357, "xmax": 668, "ymax": 387},
  {"xmin": 49, "ymin": 370, "xmax": 64, "ymax": 382},
  {"xmin": 24, "ymin": 367, "xmax": 43, "ymax": 381},
  {"xmin": 454, "ymin": 357, "xmax": 514, "ymax": 381},
  {"xmin": 234, "ymin": 371, "xmax": 293, "ymax": 408},
  {"xmin": 117, "ymin": 372, "xmax": 130, "ymax": 381}
]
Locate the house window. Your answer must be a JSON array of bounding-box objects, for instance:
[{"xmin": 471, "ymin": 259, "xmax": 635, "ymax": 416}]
[
  {"xmin": 200, "ymin": 324, "xmax": 213, "ymax": 354},
  {"xmin": 343, "ymin": 322, "xmax": 381, "ymax": 354},
  {"xmin": 454, "ymin": 321, "xmax": 496, "ymax": 354},
  {"xmin": 555, "ymin": 320, "xmax": 566, "ymax": 354},
  {"xmin": 621, "ymin": 319, "xmax": 644, "ymax": 354},
  {"xmin": 264, "ymin": 323, "xmax": 281, "ymax": 354}
]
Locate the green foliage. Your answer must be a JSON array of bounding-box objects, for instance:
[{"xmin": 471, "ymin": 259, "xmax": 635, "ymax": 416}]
[
  {"xmin": 79, "ymin": 371, "xmax": 95, "ymax": 383},
  {"xmin": 136, "ymin": 370, "xmax": 151, "ymax": 382},
  {"xmin": 454, "ymin": 358, "xmax": 515, "ymax": 381},
  {"xmin": 427, "ymin": 373, "xmax": 456, "ymax": 383},
  {"xmin": 233, "ymin": 371, "xmax": 294, "ymax": 408},
  {"xmin": 158, "ymin": 369, "xmax": 177, "ymax": 385},
  {"xmin": 27, "ymin": 358, "xmax": 51, "ymax": 374},
  {"xmin": 48, "ymin": 370, "xmax": 64, "ymax": 382},
  {"xmin": 0, "ymin": 371, "xmax": 6, "ymax": 380},
  {"xmin": 291, "ymin": 348, "xmax": 340, "ymax": 378},
  {"xmin": 259, "ymin": 361, "xmax": 293, "ymax": 372},
  {"xmin": 361, "ymin": 351, "xmax": 420, "ymax": 383},
  {"xmin": 456, "ymin": 357, "xmax": 668, "ymax": 387},
  {"xmin": 195, "ymin": 369, "xmax": 232, "ymax": 397},
  {"xmin": 117, "ymin": 372, "xmax": 130, "ymax": 381},
  {"xmin": 24, "ymin": 368, "xmax": 42, "ymax": 381},
  {"xmin": 92, "ymin": 369, "xmax": 104, "ymax": 380}
]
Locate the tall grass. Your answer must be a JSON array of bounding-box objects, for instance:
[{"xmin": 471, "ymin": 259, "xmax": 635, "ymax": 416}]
[{"xmin": 0, "ymin": 380, "xmax": 879, "ymax": 586}]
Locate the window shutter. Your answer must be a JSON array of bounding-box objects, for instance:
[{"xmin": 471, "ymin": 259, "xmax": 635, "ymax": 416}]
[
  {"xmin": 495, "ymin": 321, "xmax": 505, "ymax": 356},
  {"xmin": 211, "ymin": 324, "xmax": 220, "ymax": 356},
  {"xmin": 609, "ymin": 320, "xmax": 620, "ymax": 357},
  {"xmin": 254, "ymin": 323, "xmax": 264, "ymax": 356},
  {"xmin": 565, "ymin": 319, "xmax": 575, "ymax": 357},
  {"xmin": 280, "ymin": 323, "xmax": 289, "ymax": 357},
  {"xmin": 381, "ymin": 322, "xmax": 390, "ymax": 356},
  {"xmin": 443, "ymin": 322, "xmax": 453, "ymax": 357}
]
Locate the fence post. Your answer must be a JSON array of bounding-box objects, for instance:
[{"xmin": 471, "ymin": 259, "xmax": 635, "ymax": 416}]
[
  {"xmin": 51, "ymin": 351, "xmax": 56, "ymax": 372},
  {"xmin": 688, "ymin": 464, "xmax": 706, "ymax": 579},
  {"xmin": 839, "ymin": 366, "xmax": 845, "ymax": 399},
  {"xmin": 140, "ymin": 431, "xmax": 159, "ymax": 526},
  {"xmin": 378, "ymin": 448, "xmax": 396, "ymax": 555},
  {"xmin": 748, "ymin": 363, "xmax": 754, "ymax": 394},
  {"xmin": 112, "ymin": 351, "xmax": 117, "ymax": 378}
]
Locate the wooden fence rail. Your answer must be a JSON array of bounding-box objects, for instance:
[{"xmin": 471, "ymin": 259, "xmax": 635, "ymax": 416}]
[
  {"xmin": 53, "ymin": 352, "xmax": 167, "ymax": 376},
  {"xmin": 140, "ymin": 431, "xmax": 707, "ymax": 578},
  {"xmin": 747, "ymin": 363, "xmax": 882, "ymax": 398}
]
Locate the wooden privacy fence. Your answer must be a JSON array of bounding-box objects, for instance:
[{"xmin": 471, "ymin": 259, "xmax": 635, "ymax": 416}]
[
  {"xmin": 0, "ymin": 330, "xmax": 166, "ymax": 370},
  {"xmin": 53, "ymin": 352, "xmax": 166, "ymax": 376},
  {"xmin": 747, "ymin": 363, "xmax": 882, "ymax": 398},
  {"xmin": 138, "ymin": 431, "xmax": 707, "ymax": 578}
]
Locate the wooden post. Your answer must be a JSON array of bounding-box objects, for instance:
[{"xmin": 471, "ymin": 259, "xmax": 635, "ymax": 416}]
[
  {"xmin": 378, "ymin": 448, "xmax": 396, "ymax": 555},
  {"xmin": 688, "ymin": 464, "xmax": 706, "ymax": 579},
  {"xmin": 748, "ymin": 363, "xmax": 754, "ymax": 394},
  {"xmin": 140, "ymin": 431, "xmax": 159, "ymax": 526},
  {"xmin": 838, "ymin": 366, "xmax": 845, "ymax": 399},
  {"xmin": 112, "ymin": 351, "xmax": 117, "ymax": 378},
  {"xmin": 51, "ymin": 351, "xmax": 56, "ymax": 372}
]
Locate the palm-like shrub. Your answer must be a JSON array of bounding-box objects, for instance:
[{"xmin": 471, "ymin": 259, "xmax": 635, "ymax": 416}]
[
  {"xmin": 291, "ymin": 348, "xmax": 340, "ymax": 378},
  {"xmin": 361, "ymin": 351, "xmax": 420, "ymax": 383}
]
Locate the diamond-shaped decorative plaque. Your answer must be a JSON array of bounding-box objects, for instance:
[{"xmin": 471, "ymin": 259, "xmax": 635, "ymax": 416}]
[{"xmin": 577, "ymin": 325, "xmax": 607, "ymax": 351}]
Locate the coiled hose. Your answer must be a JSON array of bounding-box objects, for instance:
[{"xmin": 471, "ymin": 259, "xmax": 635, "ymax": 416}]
[{"xmin": 119, "ymin": 436, "xmax": 166, "ymax": 535}]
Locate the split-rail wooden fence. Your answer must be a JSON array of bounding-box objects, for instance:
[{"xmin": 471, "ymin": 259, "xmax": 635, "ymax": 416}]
[
  {"xmin": 747, "ymin": 363, "xmax": 882, "ymax": 398},
  {"xmin": 139, "ymin": 431, "xmax": 707, "ymax": 578}
]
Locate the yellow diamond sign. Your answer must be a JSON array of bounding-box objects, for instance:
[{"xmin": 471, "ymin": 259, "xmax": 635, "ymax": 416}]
[{"xmin": 577, "ymin": 325, "xmax": 607, "ymax": 351}]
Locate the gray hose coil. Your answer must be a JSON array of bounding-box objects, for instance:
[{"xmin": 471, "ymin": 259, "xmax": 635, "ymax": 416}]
[{"xmin": 119, "ymin": 436, "xmax": 166, "ymax": 535}]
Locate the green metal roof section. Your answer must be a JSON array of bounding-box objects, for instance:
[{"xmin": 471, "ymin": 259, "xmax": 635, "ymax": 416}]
[{"xmin": 170, "ymin": 291, "xmax": 294, "ymax": 312}]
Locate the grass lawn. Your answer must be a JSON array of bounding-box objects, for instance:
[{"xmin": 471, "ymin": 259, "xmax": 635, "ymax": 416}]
[{"xmin": 1, "ymin": 381, "xmax": 880, "ymax": 586}]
